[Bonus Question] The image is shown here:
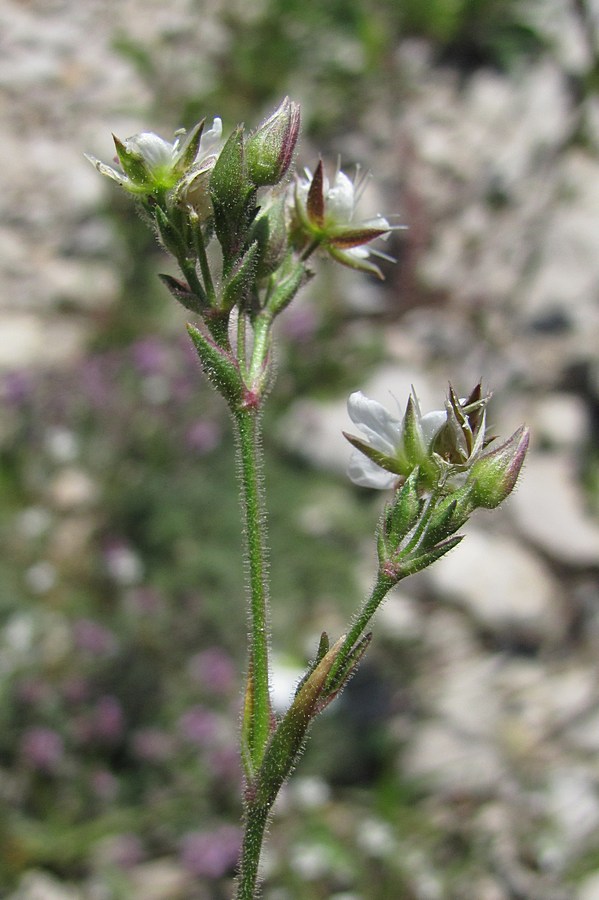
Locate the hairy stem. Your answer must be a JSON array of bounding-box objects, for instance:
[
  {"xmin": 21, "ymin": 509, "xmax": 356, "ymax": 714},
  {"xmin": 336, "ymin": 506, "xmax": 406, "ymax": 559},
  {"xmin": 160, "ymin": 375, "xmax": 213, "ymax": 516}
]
[
  {"xmin": 235, "ymin": 801, "xmax": 270, "ymax": 900},
  {"xmin": 234, "ymin": 407, "xmax": 272, "ymax": 774},
  {"xmin": 325, "ymin": 571, "xmax": 395, "ymax": 690}
]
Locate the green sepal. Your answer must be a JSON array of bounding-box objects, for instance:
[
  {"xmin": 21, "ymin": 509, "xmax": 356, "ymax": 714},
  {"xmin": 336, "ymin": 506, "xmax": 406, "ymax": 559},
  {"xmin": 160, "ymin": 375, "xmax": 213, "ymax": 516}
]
[
  {"xmin": 176, "ymin": 119, "xmax": 205, "ymax": 172},
  {"xmin": 112, "ymin": 134, "xmax": 151, "ymax": 186},
  {"xmin": 328, "ymin": 246, "xmax": 384, "ymax": 280},
  {"xmin": 343, "ymin": 432, "xmax": 400, "ymax": 477},
  {"xmin": 397, "ymin": 534, "xmax": 463, "ymax": 578},
  {"xmin": 209, "ymin": 126, "xmax": 256, "ymax": 267},
  {"xmin": 187, "ymin": 323, "xmax": 242, "ymax": 408},
  {"xmin": 402, "ymin": 396, "xmax": 426, "ymax": 469},
  {"xmin": 154, "ymin": 205, "xmax": 184, "ymax": 257},
  {"xmin": 249, "ymin": 197, "xmax": 288, "ymax": 277},
  {"xmin": 384, "ymin": 468, "xmax": 423, "ymax": 548},
  {"xmin": 421, "ymin": 497, "xmax": 459, "ymax": 549},
  {"xmin": 422, "ymin": 484, "xmax": 475, "ymax": 548},
  {"xmin": 222, "ymin": 241, "xmax": 260, "ymax": 312},
  {"xmin": 264, "ymin": 255, "xmax": 307, "ymax": 317}
]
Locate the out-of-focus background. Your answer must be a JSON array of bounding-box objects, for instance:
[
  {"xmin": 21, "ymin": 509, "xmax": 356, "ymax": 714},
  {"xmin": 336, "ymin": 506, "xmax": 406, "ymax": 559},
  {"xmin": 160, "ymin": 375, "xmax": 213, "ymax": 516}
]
[{"xmin": 2, "ymin": 0, "xmax": 599, "ymax": 897}]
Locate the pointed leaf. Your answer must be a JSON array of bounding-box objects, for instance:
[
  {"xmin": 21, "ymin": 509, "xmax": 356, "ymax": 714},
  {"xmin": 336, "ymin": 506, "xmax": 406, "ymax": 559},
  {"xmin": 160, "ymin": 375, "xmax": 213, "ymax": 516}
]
[
  {"xmin": 187, "ymin": 323, "xmax": 242, "ymax": 408},
  {"xmin": 159, "ymin": 273, "xmax": 204, "ymax": 314}
]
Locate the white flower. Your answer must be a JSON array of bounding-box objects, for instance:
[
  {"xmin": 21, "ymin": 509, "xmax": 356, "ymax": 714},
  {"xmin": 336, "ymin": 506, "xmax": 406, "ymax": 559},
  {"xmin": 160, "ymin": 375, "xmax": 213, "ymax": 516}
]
[
  {"xmin": 86, "ymin": 117, "xmax": 223, "ymax": 197},
  {"xmin": 289, "ymin": 161, "xmax": 397, "ymax": 278},
  {"xmin": 345, "ymin": 390, "xmax": 446, "ymax": 489}
]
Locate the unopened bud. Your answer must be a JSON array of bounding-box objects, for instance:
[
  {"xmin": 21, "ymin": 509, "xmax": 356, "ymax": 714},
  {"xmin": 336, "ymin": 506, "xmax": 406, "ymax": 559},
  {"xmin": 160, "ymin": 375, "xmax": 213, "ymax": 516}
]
[
  {"xmin": 246, "ymin": 97, "xmax": 301, "ymax": 187},
  {"xmin": 466, "ymin": 425, "xmax": 529, "ymax": 509}
]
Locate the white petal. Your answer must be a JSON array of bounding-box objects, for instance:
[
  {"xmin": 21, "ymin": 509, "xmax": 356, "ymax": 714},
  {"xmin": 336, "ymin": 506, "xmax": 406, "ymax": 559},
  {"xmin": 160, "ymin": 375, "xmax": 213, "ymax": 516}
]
[
  {"xmin": 327, "ymin": 170, "xmax": 355, "ymax": 219},
  {"xmin": 420, "ymin": 410, "xmax": 446, "ymax": 448},
  {"xmin": 348, "ymin": 452, "xmax": 397, "ymax": 489},
  {"xmin": 126, "ymin": 132, "xmax": 175, "ymax": 169},
  {"xmin": 202, "ymin": 117, "xmax": 223, "ymax": 155},
  {"xmin": 347, "ymin": 392, "xmax": 401, "ymax": 454}
]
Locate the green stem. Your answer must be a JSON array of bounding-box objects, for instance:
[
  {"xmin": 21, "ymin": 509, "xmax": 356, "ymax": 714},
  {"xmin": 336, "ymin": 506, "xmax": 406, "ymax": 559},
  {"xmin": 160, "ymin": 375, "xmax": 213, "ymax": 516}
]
[
  {"xmin": 234, "ymin": 407, "xmax": 272, "ymax": 774},
  {"xmin": 235, "ymin": 801, "xmax": 270, "ymax": 900},
  {"xmin": 192, "ymin": 225, "xmax": 216, "ymax": 306},
  {"xmin": 325, "ymin": 571, "xmax": 395, "ymax": 690}
]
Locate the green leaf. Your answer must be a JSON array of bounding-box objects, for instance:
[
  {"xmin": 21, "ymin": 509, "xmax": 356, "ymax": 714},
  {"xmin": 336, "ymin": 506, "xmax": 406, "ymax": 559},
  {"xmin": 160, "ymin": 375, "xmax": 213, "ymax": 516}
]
[{"xmin": 186, "ymin": 323, "xmax": 242, "ymax": 408}]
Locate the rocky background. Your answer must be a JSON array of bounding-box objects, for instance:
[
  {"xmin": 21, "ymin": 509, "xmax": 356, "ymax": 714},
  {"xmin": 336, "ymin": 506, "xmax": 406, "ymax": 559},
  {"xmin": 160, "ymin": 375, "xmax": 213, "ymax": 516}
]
[{"xmin": 2, "ymin": 0, "xmax": 599, "ymax": 897}]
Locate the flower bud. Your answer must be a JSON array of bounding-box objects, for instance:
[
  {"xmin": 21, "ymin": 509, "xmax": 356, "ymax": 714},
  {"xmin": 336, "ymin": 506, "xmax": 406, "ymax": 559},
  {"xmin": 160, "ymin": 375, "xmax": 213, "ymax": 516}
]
[
  {"xmin": 466, "ymin": 425, "xmax": 529, "ymax": 509},
  {"xmin": 246, "ymin": 97, "xmax": 301, "ymax": 187}
]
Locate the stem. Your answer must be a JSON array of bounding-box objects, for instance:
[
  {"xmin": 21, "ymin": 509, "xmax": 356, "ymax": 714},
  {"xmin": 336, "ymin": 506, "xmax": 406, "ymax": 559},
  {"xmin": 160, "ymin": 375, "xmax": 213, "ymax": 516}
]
[
  {"xmin": 326, "ymin": 571, "xmax": 395, "ymax": 690},
  {"xmin": 192, "ymin": 225, "xmax": 216, "ymax": 306},
  {"xmin": 235, "ymin": 801, "xmax": 270, "ymax": 900},
  {"xmin": 234, "ymin": 407, "xmax": 272, "ymax": 774}
]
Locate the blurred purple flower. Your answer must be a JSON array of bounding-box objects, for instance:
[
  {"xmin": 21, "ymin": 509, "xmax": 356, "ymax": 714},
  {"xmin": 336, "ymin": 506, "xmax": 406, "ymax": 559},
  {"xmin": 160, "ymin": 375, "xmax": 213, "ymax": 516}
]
[
  {"xmin": 185, "ymin": 419, "xmax": 222, "ymax": 454},
  {"xmin": 92, "ymin": 695, "xmax": 125, "ymax": 743},
  {"xmin": 104, "ymin": 833, "xmax": 145, "ymax": 869},
  {"xmin": 21, "ymin": 727, "xmax": 64, "ymax": 773},
  {"xmin": 124, "ymin": 586, "xmax": 164, "ymax": 616},
  {"xmin": 3, "ymin": 370, "xmax": 34, "ymax": 407},
  {"xmin": 79, "ymin": 355, "xmax": 116, "ymax": 408},
  {"xmin": 279, "ymin": 303, "xmax": 319, "ymax": 343},
  {"xmin": 61, "ymin": 676, "xmax": 90, "ymax": 704},
  {"xmin": 73, "ymin": 618, "xmax": 117, "ymax": 657},
  {"xmin": 179, "ymin": 826, "xmax": 241, "ymax": 879},
  {"xmin": 17, "ymin": 677, "xmax": 53, "ymax": 706},
  {"xmin": 178, "ymin": 706, "xmax": 219, "ymax": 747},
  {"xmin": 131, "ymin": 337, "xmax": 169, "ymax": 376},
  {"xmin": 90, "ymin": 768, "xmax": 119, "ymax": 802},
  {"xmin": 206, "ymin": 746, "xmax": 242, "ymax": 784},
  {"xmin": 131, "ymin": 727, "xmax": 176, "ymax": 763},
  {"xmin": 188, "ymin": 648, "xmax": 236, "ymax": 695}
]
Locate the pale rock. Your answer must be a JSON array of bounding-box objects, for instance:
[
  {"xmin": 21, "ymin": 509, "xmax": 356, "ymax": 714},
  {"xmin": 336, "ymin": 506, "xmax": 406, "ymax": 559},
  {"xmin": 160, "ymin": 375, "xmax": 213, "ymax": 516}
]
[
  {"xmin": 511, "ymin": 452, "xmax": 599, "ymax": 567},
  {"xmin": 47, "ymin": 468, "xmax": 98, "ymax": 510},
  {"xmin": 568, "ymin": 707, "xmax": 599, "ymax": 755},
  {"xmin": 532, "ymin": 392, "xmax": 590, "ymax": 450},
  {"xmin": 402, "ymin": 721, "xmax": 504, "ymax": 796},
  {"xmin": 376, "ymin": 588, "xmax": 423, "ymax": 641},
  {"xmin": 0, "ymin": 314, "xmax": 88, "ymax": 369},
  {"xmin": 577, "ymin": 871, "xmax": 599, "ymax": 900},
  {"xmin": 497, "ymin": 660, "xmax": 597, "ymax": 745},
  {"xmin": 543, "ymin": 767, "xmax": 599, "ymax": 864},
  {"xmin": 426, "ymin": 529, "xmax": 564, "ymax": 644},
  {"xmin": 128, "ymin": 859, "xmax": 193, "ymax": 900},
  {"xmin": 8, "ymin": 871, "xmax": 81, "ymax": 900},
  {"xmin": 422, "ymin": 655, "xmax": 501, "ymax": 740}
]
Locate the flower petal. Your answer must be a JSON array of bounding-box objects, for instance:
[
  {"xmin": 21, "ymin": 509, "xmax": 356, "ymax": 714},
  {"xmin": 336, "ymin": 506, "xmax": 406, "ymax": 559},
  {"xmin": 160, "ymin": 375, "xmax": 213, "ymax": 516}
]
[
  {"xmin": 347, "ymin": 391, "xmax": 401, "ymax": 454},
  {"xmin": 348, "ymin": 452, "xmax": 398, "ymax": 489},
  {"xmin": 326, "ymin": 170, "xmax": 355, "ymax": 219},
  {"xmin": 420, "ymin": 410, "xmax": 446, "ymax": 448}
]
